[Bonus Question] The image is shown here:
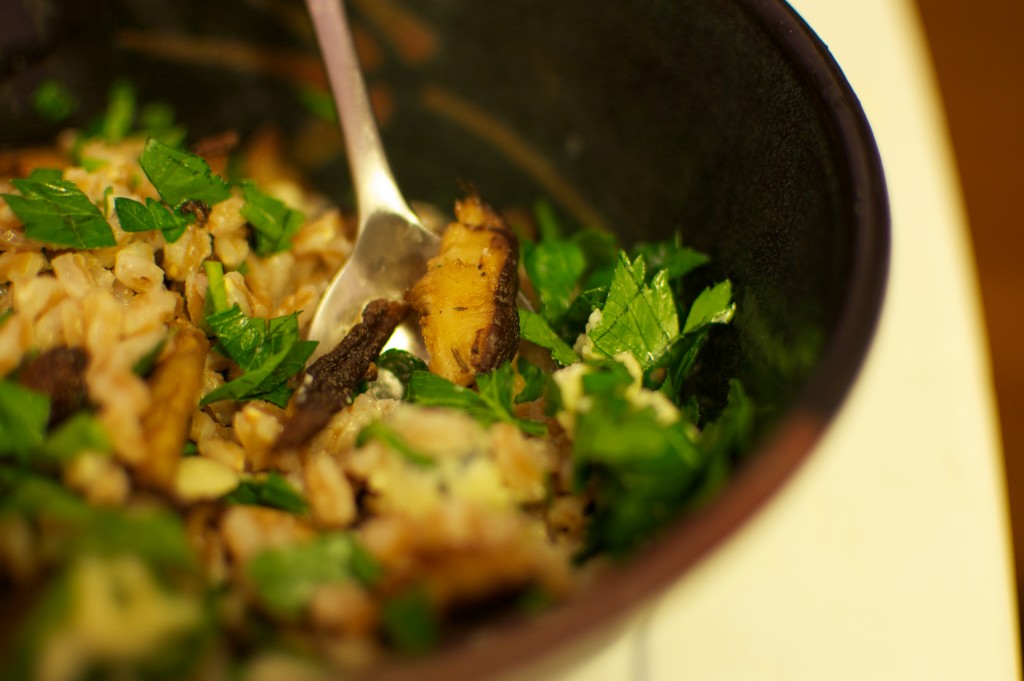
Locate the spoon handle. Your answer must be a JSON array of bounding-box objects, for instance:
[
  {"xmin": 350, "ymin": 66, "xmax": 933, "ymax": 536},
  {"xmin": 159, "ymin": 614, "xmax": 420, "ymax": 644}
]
[{"xmin": 304, "ymin": 0, "xmax": 415, "ymax": 229}]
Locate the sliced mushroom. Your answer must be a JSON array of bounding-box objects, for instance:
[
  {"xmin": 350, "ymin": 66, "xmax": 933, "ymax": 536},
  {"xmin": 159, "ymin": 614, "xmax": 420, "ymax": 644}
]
[
  {"xmin": 136, "ymin": 322, "xmax": 210, "ymax": 491},
  {"xmin": 406, "ymin": 196, "xmax": 520, "ymax": 386},
  {"xmin": 18, "ymin": 346, "xmax": 89, "ymax": 426},
  {"xmin": 274, "ymin": 298, "xmax": 409, "ymax": 451}
]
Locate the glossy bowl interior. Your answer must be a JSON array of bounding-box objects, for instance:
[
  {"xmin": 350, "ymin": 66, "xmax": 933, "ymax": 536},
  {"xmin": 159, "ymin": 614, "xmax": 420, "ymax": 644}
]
[{"xmin": 0, "ymin": 0, "xmax": 888, "ymax": 678}]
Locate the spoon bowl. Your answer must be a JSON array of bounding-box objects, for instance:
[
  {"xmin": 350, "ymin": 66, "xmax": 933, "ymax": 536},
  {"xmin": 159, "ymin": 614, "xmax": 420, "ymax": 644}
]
[{"xmin": 303, "ymin": 0, "xmax": 439, "ymax": 361}]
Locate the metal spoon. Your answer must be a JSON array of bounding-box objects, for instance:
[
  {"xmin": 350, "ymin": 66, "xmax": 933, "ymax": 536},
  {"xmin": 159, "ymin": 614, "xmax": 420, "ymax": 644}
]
[{"xmin": 304, "ymin": 0, "xmax": 439, "ymax": 361}]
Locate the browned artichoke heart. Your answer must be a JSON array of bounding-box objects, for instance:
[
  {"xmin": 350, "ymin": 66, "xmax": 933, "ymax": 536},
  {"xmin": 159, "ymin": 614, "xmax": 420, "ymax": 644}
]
[{"xmin": 406, "ymin": 196, "xmax": 520, "ymax": 386}]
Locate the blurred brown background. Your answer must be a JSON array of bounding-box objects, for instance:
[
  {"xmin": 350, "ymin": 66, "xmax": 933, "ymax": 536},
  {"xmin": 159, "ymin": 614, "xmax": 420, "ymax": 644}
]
[{"xmin": 913, "ymin": 0, "xmax": 1024, "ymax": 622}]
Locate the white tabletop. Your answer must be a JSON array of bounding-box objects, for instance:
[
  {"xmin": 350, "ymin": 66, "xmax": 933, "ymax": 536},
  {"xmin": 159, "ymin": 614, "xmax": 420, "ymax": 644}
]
[{"xmin": 521, "ymin": 1, "xmax": 1022, "ymax": 679}]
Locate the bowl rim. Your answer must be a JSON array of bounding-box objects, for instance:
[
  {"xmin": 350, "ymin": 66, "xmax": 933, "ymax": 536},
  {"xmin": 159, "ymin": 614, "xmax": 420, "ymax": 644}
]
[{"xmin": 361, "ymin": 0, "xmax": 890, "ymax": 679}]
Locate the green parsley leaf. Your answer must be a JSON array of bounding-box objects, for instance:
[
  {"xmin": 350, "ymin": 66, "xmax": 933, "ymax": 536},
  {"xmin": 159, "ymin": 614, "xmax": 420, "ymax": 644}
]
[
  {"xmin": 201, "ymin": 306, "xmax": 317, "ymax": 408},
  {"xmin": 523, "ymin": 238, "xmax": 585, "ymax": 323},
  {"xmin": 474, "ymin": 363, "xmax": 547, "ymax": 435},
  {"xmin": 683, "ymin": 280, "xmax": 736, "ymax": 334},
  {"xmin": 0, "ymin": 469, "xmax": 194, "ymax": 569},
  {"xmin": 514, "ymin": 356, "xmax": 546, "ymax": 405},
  {"xmin": 572, "ymin": 229, "xmax": 619, "ymax": 288},
  {"xmin": 406, "ymin": 366, "xmax": 546, "ymax": 436},
  {"xmin": 223, "ymin": 472, "xmax": 308, "ymax": 514},
  {"xmin": 519, "ymin": 309, "xmax": 578, "ymax": 366},
  {"xmin": 139, "ymin": 137, "xmax": 231, "ymax": 209},
  {"xmin": 246, "ymin": 533, "xmax": 378, "ymax": 617},
  {"xmin": 32, "ymin": 79, "xmax": 77, "ymax": 122},
  {"xmin": 381, "ymin": 587, "xmax": 438, "ymax": 655},
  {"xmin": 632, "ymin": 240, "xmax": 709, "ymax": 281},
  {"xmin": 202, "ymin": 260, "xmax": 230, "ymax": 317},
  {"xmin": 405, "ymin": 371, "xmax": 496, "ymax": 420},
  {"xmin": 3, "ymin": 178, "xmax": 117, "ymax": 249},
  {"xmin": 240, "ymin": 182, "xmax": 305, "ymax": 256},
  {"xmin": 561, "ymin": 285, "xmax": 609, "ymax": 332},
  {"xmin": 80, "ymin": 157, "xmax": 109, "ymax": 173},
  {"xmin": 686, "ymin": 379, "xmax": 755, "ymax": 507},
  {"xmin": 100, "ymin": 79, "xmax": 136, "ymax": 143},
  {"xmin": 296, "ymin": 85, "xmax": 338, "ymax": 123},
  {"xmin": 132, "ymin": 332, "xmax": 172, "ymax": 377},
  {"xmin": 533, "ymin": 198, "xmax": 566, "ymax": 242},
  {"xmin": 137, "ymin": 102, "xmax": 187, "ymax": 147},
  {"xmin": 0, "ymin": 381, "xmax": 50, "ymax": 459},
  {"xmin": 26, "ymin": 168, "xmax": 63, "ymax": 183},
  {"xmin": 376, "ymin": 348, "xmax": 428, "ymax": 387},
  {"xmin": 653, "ymin": 329, "xmax": 709, "ymax": 405},
  {"xmin": 356, "ymin": 420, "xmax": 435, "ymax": 467},
  {"xmin": 115, "ymin": 196, "xmax": 191, "ymax": 243},
  {"xmin": 587, "ymin": 252, "xmax": 679, "ymax": 371},
  {"xmin": 38, "ymin": 412, "xmax": 111, "ymax": 462},
  {"xmin": 567, "ymin": 359, "xmax": 703, "ymax": 558}
]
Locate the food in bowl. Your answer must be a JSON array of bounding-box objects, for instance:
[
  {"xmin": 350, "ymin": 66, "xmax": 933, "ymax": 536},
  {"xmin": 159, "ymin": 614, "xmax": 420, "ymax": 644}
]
[{"xmin": 0, "ymin": 84, "xmax": 750, "ymax": 680}]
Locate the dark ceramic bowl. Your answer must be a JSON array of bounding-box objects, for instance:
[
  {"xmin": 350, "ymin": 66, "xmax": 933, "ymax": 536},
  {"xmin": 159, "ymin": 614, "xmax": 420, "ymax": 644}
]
[{"xmin": 0, "ymin": 0, "xmax": 888, "ymax": 678}]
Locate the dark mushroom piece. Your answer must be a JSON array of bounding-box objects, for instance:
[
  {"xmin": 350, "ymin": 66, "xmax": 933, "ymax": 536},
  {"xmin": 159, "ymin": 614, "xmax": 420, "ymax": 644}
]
[
  {"xmin": 18, "ymin": 346, "xmax": 89, "ymax": 426},
  {"xmin": 274, "ymin": 298, "xmax": 409, "ymax": 451}
]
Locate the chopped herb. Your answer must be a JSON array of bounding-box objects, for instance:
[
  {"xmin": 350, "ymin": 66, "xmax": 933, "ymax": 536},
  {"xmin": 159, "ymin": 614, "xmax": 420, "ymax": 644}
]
[
  {"xmin": 246, "ymin": 533, "xmax": 378, "ymax": 617},
  {"xmin": 348, "ymin": 539, "xmax": 383, "ymax": 586},
  {"xmin": 405, "ymin": 371, "xmax": 493, "ymax": 419},
  {"xmin": 567, "ymin": 359, "xmax": 702, "ymax": 558},
  {"xmin": 514, "ymin": 356, "xmax": 547, "ymax": 405},
  {"xmin": 406, "ymin": 364, "xmax": 546, "ymax": 436},
  {"xmin": 296, "ymin": 85, "xmax": 338, "ymax": 123},
  {"xmin": 0, "ymin": 469, "xmax": 194, "ymax": 569},
  {"xmin": 683, "ymin": 279, "xmax": 736, "ymax": 334},
  {"xmin": 26, "ymin": 167, "xmax": 63, "ymax": 183},
  {"xmin": 587, "ymin": 252, "xmax": 679, "ymax": 371},
  {"xmin": 0, "ymin": 380, "xmax": 49, "ymax": 460},
  {"xmin": 356, "ymin": 420, "xmax": 435, "ymax": 467},
  {"xmin": 32, "ymin": 79, "xmax": 77, "ymax": 122},
  {"xmin": 202, "ymin": 260, "xmax": 230, "ymax": 316},
  {"xmin": 223, "ymin": 472, "xmax": 309, "ymax": 514},
  {"xmin": 181, "ymin": 441, "xmax": 199, "ymax": 457},
  {"xmin": 632, "ymin": 240, "xmax": 709, "ymax": 282},
  {"xmin": 376, "ymin": 348, "xmax": 428, "ymax": 388},
  {"xmin": 519, "ymin": 309, "xmax": 578, "ymax": 366},
  {"xmin": 475, "ymin": 362, "xmax": 547, "ymax": 434},
  {"xmin": 115, "ymin": 196, "xmax": 192, "ymax": 243},
  {"xmin": 38, "ymin": 411, "xmax": 111, "ymax": 462},
  {"xmin": 653, "ymin": 329, "xmax": 709, "ymax": 405},
  {"xmin": 201, "ymin": 305, "xmax": 316, "ymax": 408},
  {"xmin": 533, "ymin": 198, "xmax": 565, "ymax": 242},
  {"xmin": 240, "ymin": 182, "xmax": 305, "ymax": 256},
  {"xmin": 80, "ymin": 157, "xmax": 109, "ymax": 173},
  {"xmin": 137, "ymin": 101, "xmax": 187, "ymax": 147},
  {"xmin": 522, "ymin": 238, "xmax": 585, "ymax": 323},
  {"xmin": 132, "ymin": 332, "xmax": 172, "ymax": 377},
  {"xmin": 573, "ymin": 229, "xmax": 619, "ymax": 288},
  {"xmin": 3, "ymin": 178, "xmax": 117, "ymax": 249},
  {"xmin": 686, "ymin": 379, "xmax": 755, "ymax": 507},
  {"xmin": 381, "ymin": 588, "xmax": 438, "ymax": 655},
  {"xmin": 139, "ymin": 137, "xmax": 231, "ymax": 209},
  {"xmin": 100, "ymin": 79, "xmax": 136, "ymax": 143}
]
